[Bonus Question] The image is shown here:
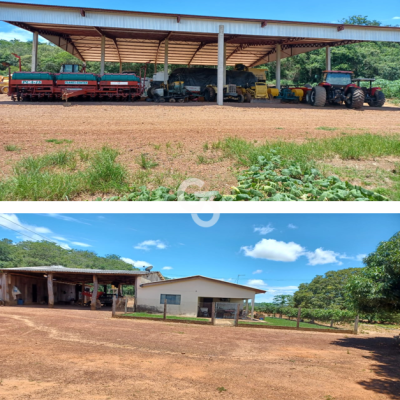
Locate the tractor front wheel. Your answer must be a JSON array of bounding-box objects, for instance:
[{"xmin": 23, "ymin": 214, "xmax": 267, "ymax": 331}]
[
  {"xmin": 309, "ymin": 86, "xmax": 326, "ymax": 107},
  {"xmin": 368, "ymin": 90, "xmax": 385, "ymax": 107},
  {"xmin": 345, "ymin": 88, "xmax": 364, "ymax": 109}
]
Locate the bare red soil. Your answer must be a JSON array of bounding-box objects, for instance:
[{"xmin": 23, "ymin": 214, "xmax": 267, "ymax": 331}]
[{"xmin": 0, "ymin": 306, "xmax": 399, "ymax": 400}]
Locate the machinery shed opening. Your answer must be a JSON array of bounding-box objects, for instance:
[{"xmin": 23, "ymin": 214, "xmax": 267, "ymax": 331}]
[{"xmin": 1, "ymin": 1, "xmax": 399, "ymax": 104}]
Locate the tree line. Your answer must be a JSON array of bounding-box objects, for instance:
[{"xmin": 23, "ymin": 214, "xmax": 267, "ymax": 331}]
[
  {"xmin": 0, "ymin": 238, "xmax": 139, "ymax": 271},
  {"xmin": 256, "ymin": 231, "xmax": 400, "ymax": 324}
]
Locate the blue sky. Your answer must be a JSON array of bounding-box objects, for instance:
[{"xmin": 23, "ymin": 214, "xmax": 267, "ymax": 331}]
[
  {"xmin": 0, "ymin": 213, "xmax": 398, "ymax": 302},
  {"xmin": 1, "ymin": 0, "xmax": 400, "ymax": 42}
]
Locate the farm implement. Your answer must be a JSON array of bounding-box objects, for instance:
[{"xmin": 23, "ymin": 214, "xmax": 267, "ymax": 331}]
[{"xmin": 8, "ymin": 64, "xmax": 148, "ymax": 102}]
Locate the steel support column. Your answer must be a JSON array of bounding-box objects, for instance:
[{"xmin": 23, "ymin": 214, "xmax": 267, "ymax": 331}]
[
  {"xmin": 223, "ymin": 42, "xmax": 227, "ymax": 85},
  {"xmin": 100, "ymin": 35, "xmax": 105, "ymax": 76},
  {"xmin": 47, "ymin": 273, "xmax": 54, "ymax": 308},
  {"xmin": 326, "ymin": 46, "xmax": 331, "ymax": 70},
  {"xmin": 31, "ymin": 31, "xmax": 38, "ymax": 72},
  {"xmin": 164, "ymin": 39, "xmax": 169, "ymax": 84},
  {"xmin": 276, "ymin": 44, "xmax": 281, "ymax": 90},
  {"xmin": 217, "ymin": 25, "xmax": 224, "ymax": 106},
  {"xmin": 251, "ymin": 295, "xmax": 255, "ymax": 319}
]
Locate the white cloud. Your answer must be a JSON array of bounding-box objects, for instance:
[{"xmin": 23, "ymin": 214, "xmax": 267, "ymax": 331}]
[
  {"xmin": 356, "ymin": 254, "xmax": 367, "ymax": 262},
  {"xmin": 288, "ymin": 224, "xmax": 297, "ymax": 229},
  {"xmin": 0, "ymin": 28, "xmax": 38, "ymax": 42},
  {"xmin": 162, "ymin": 266, "xmax": 173, "ymax": 270},
  {"xmin": 71, "ymin": 241, "xmax": 91, "ymax": 247},
  {"xmin": 256, "ymin": 286, "xmax": 299, "ymax": 302},
  {"xmin": 242, "ymin": 239, "xmax": 305, "ymax": 262},
  {"xmin": 59, "ymin": 243, "xmax": 71, "ymax": 250},
  {"xmin": 393, "ymin": 16, "xmax": 400, "ymax": 19},
  {"xmin": 247, "ymin": 279, "xmax": 266, "ymax": 286},
  {"xmin": 52, "ymin": 236, "xmax": 68, "ymax": 241},
  {"xmin": 121, "ymin": 258, "xmax": 152, "ymax": 268},
  {"xmin": 252, "ymin": 269, "xmax": 263, "ymax": 274},
  {"xmin": 254, "ymin": 224, "xmax": 274, "ymax": 235},
  {"xmin": 46, "ymin": 214, "xmax": 89, "ymax": 224},
  {"xmin": 0, "ymin": 213, "xmax": 52, "ymax": 241},
  {"xmin": 134, "ymin": 240, "xmax": 167, "ymax": 251},
  {"xmin": 306, "ymin": 248, "xmax": 342, "ymax": 266}
]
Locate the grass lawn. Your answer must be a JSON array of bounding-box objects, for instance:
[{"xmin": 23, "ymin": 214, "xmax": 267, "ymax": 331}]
[
  {"xmin": 123, "ymin": 312, "xmax": 209, "ymax": 322},
  {"xmin": 239, "ymin": 317, "xmax": 336, "ymax": 329}
]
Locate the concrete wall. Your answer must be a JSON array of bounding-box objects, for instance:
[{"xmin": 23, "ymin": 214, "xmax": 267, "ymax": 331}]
[{"xmin": 135, "ymin": 277, "xmax": 256, "ymax": 317}]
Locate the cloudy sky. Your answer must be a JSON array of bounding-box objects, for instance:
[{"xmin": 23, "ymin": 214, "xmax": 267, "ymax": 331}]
[
  {"xmin": 0, "ymin": 213, "xmax": 398, "ymax": 302},
  {"xmin": 1, "ymin": 0, "xmax": 399, "ymax": 42}
]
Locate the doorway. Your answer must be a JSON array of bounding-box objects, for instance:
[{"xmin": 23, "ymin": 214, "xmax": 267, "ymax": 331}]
[{"xmin": 32, "ymin": 284, "xmax": 37, "ymax": 303}]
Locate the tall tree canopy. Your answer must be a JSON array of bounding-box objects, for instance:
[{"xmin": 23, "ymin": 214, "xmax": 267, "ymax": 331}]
[
  {"xmin": 346, "ymin": 231, "xmax": 400, "ymax": 313},
  {"xmin": 0, "ymin": 238, "xmax": 139, "ymax": 271},
  {"xmin": 293, "ymin": 268, "xmax": 362, "ymax": 309}
]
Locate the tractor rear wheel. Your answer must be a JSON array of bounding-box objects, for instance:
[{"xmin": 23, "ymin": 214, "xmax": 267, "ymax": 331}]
[
  {"xmin": 309, "ymin": 86, "xmax": 326, "ymax": 107},
  {"xmin": 369, "ymin": 90, "xmax": 385, "ymax": 107},
  {"xmin": 345, "ymin": 88, "xmax": 364, "ymax": 109},
  {"xmin": 147, "ymin": 87, "xmax": 154, "ymax": 99},
  {"xmin": 204, "ymin": 86, "xmax": 216, "ymax": 102},
  {"xmin": 237, "ymin": 94, "xmax": 244, "ymax": 103}
]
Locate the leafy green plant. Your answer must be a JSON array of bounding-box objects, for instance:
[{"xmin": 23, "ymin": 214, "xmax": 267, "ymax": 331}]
[
  {"xmin": 4, "ymin": 145, "xmax": 19, "ymax": 151},
  {"xmin": 45, "ymin": 139, "xmax": 73, "ymax": 144},
  {"xmin": 136, "ymin": 153, "xmax": 158, "ymax": 170},
  {"xmin": 217, "ymin": 387, "xmax": 227, "ymax": 393}
]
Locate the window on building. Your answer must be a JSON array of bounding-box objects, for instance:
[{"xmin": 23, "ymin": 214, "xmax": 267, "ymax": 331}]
[{"xmin": 160, "ymin": 294, "xmax": 181, "ymax": 305}]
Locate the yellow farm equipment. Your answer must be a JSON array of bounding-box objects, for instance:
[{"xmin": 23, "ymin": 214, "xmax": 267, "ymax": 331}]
[{"xmin": 0, "ymin": 76, "xmax": 9, "ymax": 94}]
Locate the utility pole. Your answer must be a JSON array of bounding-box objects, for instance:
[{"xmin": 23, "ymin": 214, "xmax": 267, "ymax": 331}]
[{"xmin": 237, "ymin": 275, "xmax": 245, "ymax": 284}]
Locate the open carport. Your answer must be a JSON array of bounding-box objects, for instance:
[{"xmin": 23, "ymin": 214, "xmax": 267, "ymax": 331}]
[
  {"xmin": 0, "ymin": 266, "xmax": 164, "ymax": 309},
  {"xmin": 1, "ymin": 1, "xmax": 399, "ymax": 104}
]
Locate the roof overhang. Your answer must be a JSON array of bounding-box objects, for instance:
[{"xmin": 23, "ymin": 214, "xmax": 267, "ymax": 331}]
[
  {"xmin": 1, "ymin": 2, "xmax": 399, "ymax": 67},
  {"xmin": 140, "ymin": 275, "xmax": 266, "ymax": 294},
  {"xmin": 0, "ymin": 266, "xmax": 164, "ymax": 284}
]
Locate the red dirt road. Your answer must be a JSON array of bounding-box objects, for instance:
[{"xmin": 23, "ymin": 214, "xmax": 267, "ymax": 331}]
[{"xmin": 1, "ymin": 307, "xmax": 399, "ymax": 400}]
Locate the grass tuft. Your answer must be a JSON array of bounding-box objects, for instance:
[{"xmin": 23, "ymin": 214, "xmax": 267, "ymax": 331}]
[
  {"xmin": 4, "ymin": 145, "xmax": 20, "ymax": 152},
  {"xmin": 45, "ymin": 139, "xmax": 73, "ymax": 144},
  {"xmin": 136, "ymin": 153, "xmax": 158, "ymax": 170}
]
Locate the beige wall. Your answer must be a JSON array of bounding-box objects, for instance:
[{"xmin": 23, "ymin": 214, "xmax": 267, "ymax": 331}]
[{"xmin": 135, "ymin": 277, "xmax": 257, "ymax": 317}]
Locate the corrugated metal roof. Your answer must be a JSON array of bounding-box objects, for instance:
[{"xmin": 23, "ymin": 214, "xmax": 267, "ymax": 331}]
[
  {"xmin": 140, "ymin": 275, "xmax": 266, "ymax": 294},
  {"xmin": 0, "ymin": 266, "xmax": 154, "ymax": 275}
]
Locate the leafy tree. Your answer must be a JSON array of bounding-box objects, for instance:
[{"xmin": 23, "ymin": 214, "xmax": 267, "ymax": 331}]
[
  {"xmin": 339, "ymin": 15, "xmax": 382, "ymax": 26},
  {"xmin": 347, "ymin": 231, "xmax": 400, "ymax": 314},
  {"xmin": 0, "ymin": 238, "xmax": 140, "ymax": 271},
  {"xmin": 293, "ymin": 268, "xmax": 362, "ymax": 309}
]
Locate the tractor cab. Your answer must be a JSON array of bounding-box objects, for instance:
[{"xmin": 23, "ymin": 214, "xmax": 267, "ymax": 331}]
[
  {"xmin": 60, "ymin": 64, "xmax": 84, "ymax": 73},
  {"xmin": 322, "ymin": 71, "xmax": 353, "ymax": 87}
]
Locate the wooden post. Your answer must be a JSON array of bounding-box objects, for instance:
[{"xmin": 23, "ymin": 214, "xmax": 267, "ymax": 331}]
[
  {"xmin": 296, "ymin": 307, "xmax": 301, "ymax": 328},
  {"xmin": 354, "ymin": 314, "xmax": 359, "ymax": 334},
  {"xmin": 211, "ymin": 301, "xmax": 216, "ymax": 325},
  {"xmin": 251, "ymin": 295, "xmax": 255, "ymax": 319},
  {"xmin": 112, "ymin": 294, "xmax": 116, "ymax": 317},
  {"xmin": 163, "ymin": 298, "xmax": 167, "ymax": 320},
  {"xmin": 91, "ymin": 275, "xmax": 98, "ymax": 310},
  {"xmin": 234, "ymin": 303, "xmax": 240, "ymax": 327},
  {"xmin": 47, "ymin": 273, "xmax": 54, "ymax": 308}
]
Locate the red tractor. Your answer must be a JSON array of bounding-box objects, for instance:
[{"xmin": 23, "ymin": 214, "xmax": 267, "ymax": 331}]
[
  {"xmin": 308, "ymin": 71, "xmax": 366, "ymax": 109},
  {"xmin": 351, "ymin": 78, "xmax": 385, "ymax": 107}
]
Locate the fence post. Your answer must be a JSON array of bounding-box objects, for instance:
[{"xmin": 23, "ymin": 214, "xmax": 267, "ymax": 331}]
[
  {"xmin": 296, "ymin": 307, "xmax": 301, "ymax": 329},
  {"xmin": 354, "ymin": 314, "xmax": 359, "ymax": 334},
  {"xmin": 112, "ymin": 294, "xmax": 116, "ymax": 317},
  {"xmin": 163, "ymin": 298, "xmax": 167, "ymax": 320},
  {"xmin": 211, "ymin": 302, "xmax": 215, "ymax": 325},
  {"xmin": 234, "ymin": 303, "xmax": 240, "ymax": 327}
]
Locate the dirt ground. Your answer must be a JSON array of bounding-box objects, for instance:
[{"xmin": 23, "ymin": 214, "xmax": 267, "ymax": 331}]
[
  {"xmin": 1, "ymin": 95, "xmax": 400, "ymax": 193},
  {"xmin": 0, "ymin": 306, "xmax": 399, "ymax": 400}
]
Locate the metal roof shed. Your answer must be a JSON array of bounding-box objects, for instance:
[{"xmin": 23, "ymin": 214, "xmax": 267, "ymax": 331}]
[
  {"xmin": 1, "ymin": 1, "xmax": 399, "ymax": 104},
  {"xmin": 0, "ymin": 266, "xmax": 164, "ymax": 309}
]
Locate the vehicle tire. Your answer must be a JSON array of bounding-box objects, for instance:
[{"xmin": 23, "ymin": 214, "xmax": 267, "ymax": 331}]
[
  {"xmin": 204, "ymin": 86, "xmax": 216, "ymax": 102},
  {"xmin": 237, "ymin": 94, "xmax": 244, "ymax": 103},
  {"xmin": 147, "ymin": 87, "xmax": 154, "ymax": 99},
  {"xmin": 345, "ymin": 88, "xmax": 365, "ymax": 109},
  {"xmin": 369, "ymin": 90, "xmax": 385, "ymax": 107},
  {"xmin": 153, "ymin": 93, "xmax": 160, "ymax": 102},
  {"xmin": 245, "ymin": 92, "xmax": 252, "ymax": 103},
  {"xmin": 178, "ymin": 98, "xmax": 185, "ymax": 103},
  {"xmin": 309, "ymin": 86, "xmax": 326, "ymax": 107},
  {"xmin": 158, "ymin": 97, "xmax": 165, "ymax": 103},
  {"xmin": 169, "ymin": 98, "xmax": 176, "ymax": 103}
]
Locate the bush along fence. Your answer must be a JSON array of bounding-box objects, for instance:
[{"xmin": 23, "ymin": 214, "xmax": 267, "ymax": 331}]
[{"xmin": 112, "ymin": 298, "xmax": 358, "ymax": 334}]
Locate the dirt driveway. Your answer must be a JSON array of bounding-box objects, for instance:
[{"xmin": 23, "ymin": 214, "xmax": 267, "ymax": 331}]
[{"xmin": 0, "ymin": 307, "xmax": 399, "ymax": 400}]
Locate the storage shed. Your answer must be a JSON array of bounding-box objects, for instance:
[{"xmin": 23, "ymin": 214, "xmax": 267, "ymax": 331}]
[{"xmin": 136, "ymin": 275, "xmax": 266, "ymax": 318}]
